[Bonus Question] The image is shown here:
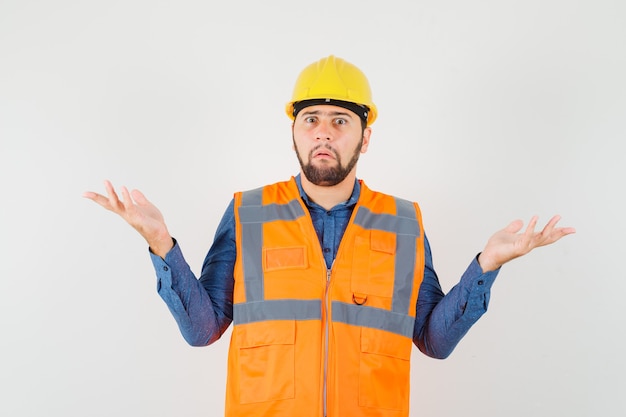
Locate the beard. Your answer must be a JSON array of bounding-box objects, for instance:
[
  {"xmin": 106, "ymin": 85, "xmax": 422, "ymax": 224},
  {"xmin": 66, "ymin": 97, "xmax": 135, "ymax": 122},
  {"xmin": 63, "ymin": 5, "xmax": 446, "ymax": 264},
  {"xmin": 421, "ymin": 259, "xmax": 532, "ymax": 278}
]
[{"xmin": 294, "ymin": 136, "xmax": 363, "ymax": 186}]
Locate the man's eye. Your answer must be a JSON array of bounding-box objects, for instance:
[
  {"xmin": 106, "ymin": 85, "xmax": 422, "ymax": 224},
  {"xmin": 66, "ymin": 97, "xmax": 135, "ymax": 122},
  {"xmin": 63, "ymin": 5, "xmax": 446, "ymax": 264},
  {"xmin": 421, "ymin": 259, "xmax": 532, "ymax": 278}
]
[
  {"xmin": 305, "ymin": 117, "xmax": 316, "ymax": 123},
  {"xmin": 335, "ymin": 118, "xmax": 347, "ymax": 125}
]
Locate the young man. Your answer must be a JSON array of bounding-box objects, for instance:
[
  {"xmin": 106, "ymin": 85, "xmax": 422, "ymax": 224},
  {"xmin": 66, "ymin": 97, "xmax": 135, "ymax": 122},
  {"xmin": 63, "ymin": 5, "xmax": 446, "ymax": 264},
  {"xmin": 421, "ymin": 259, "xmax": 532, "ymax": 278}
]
[{"xmin": 84, "ymin": 55, "xmax": 575, "ymax": 417}]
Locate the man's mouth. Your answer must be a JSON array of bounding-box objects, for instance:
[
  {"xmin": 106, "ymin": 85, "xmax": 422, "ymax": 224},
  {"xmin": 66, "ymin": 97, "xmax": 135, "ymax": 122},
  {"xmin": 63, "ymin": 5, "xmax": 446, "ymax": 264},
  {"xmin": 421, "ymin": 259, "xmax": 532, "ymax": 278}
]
[{"xmin": 312, "ymin": 147, "xmax": 336, "ymax": 160}]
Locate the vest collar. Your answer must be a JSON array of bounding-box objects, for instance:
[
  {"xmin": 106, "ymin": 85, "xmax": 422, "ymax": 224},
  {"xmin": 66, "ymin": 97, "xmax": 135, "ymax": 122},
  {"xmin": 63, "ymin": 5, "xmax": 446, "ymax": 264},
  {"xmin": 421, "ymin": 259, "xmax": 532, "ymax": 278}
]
[{"xmin": 294, "ymin": 174, "xmax": 361, "ymax": 211}]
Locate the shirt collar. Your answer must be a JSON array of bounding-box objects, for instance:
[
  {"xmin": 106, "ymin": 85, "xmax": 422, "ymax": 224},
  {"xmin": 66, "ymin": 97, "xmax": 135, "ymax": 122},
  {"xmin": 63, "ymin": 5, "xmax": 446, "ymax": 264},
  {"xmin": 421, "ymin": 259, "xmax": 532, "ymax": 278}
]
[{"xmin": 294, "ymin": 173, "xmax": 361, "ymax": 210}]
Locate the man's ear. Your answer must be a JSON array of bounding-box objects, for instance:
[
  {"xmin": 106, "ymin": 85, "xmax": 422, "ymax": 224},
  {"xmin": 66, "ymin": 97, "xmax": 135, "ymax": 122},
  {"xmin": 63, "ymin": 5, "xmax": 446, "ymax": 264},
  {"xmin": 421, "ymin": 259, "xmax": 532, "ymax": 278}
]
[{"xmin": 360, "ymin": 127, "xmax": 372, "ymax": 153}]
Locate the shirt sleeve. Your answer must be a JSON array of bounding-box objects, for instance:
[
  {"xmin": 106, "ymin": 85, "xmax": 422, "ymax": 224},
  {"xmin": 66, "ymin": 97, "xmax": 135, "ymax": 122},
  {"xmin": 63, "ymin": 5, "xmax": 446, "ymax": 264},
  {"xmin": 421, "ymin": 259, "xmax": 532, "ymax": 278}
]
[
  {"xmin": 150, "ymin": 200, "xmax": 236, "ymax": 346},
  {"xmin": 413, "ymin": 234, "xmax": 500, "ymax": 359}
]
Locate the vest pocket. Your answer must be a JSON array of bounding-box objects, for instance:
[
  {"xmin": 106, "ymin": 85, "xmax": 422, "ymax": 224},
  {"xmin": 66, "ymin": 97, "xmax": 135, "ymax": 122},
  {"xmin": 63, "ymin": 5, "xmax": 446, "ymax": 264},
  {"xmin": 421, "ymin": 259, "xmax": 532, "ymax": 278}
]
[
  {"xmin": 236, "ymin": 320, "xmax": 296, "ymax": 404},
  {"xmin": 358, "ymin": 327, "xmax": 411, "ymax": 411},
  {"xmin": 263, "ymin": 246, "xmax": 308, "ymax": 271},
  {"xmin": 352, "ymin": 231, "xmax": 396, "ymax": 298}
]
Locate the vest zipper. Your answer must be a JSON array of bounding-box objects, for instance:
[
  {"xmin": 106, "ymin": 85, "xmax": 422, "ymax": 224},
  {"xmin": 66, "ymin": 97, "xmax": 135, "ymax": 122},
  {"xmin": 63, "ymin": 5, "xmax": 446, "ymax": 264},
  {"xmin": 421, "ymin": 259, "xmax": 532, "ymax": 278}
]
[{"xmin": 323, "ymin": 263, "xmax": 333, "ymax": 417}]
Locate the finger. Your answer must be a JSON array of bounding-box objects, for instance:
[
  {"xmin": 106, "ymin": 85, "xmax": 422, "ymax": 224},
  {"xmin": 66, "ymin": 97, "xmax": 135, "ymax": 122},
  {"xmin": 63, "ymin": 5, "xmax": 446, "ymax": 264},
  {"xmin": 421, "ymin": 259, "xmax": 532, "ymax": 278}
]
[
  {"xmin": 103, "ymin": 180, "xmax": 122, "ymax": 210},
  {"xmin": 82, "ymin": 191, "xmax": 112, "ymax": 209},
  {"xmin": 548, "ymin": 223, "xmax": 576, "ymax": 242},
  {"xmin": 538, "ymin": 215, "xmax": 560, "ymax": 240},
  {"xmin": 525, "ymin": 215, "xmax": 539, "ymax": 235},
  {"xmin": 504, "ymin": 219, "xmax": 524, "ymax": 234},
  {"xmin": 561, "ymin": 226, "xmax": 576, "ymax": 235},
  {"xmin": 131, "ymin": 189, "xmax": 149, "ymax": 206},
  {"xmin": 545, "ymin": 214, "xmax": 561, "ymax": 229},
  {"xmin": 120, "ymin": 186, "xmax": 135, "ymax": 210},
  {"xmin": 514, "ymin": 215, "xmax": 539, "ymax": 251},
  {"xmin": 538, "ymin": 216, "xmax": 576, "ymax": 246}
]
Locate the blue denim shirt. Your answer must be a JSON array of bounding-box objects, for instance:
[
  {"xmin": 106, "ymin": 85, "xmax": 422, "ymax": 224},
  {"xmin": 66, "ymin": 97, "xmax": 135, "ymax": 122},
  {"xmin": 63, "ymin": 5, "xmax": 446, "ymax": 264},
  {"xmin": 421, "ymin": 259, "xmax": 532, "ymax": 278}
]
[{"xmin": 151, "ymin": 175, "xmax": 499, "ymax": 358}]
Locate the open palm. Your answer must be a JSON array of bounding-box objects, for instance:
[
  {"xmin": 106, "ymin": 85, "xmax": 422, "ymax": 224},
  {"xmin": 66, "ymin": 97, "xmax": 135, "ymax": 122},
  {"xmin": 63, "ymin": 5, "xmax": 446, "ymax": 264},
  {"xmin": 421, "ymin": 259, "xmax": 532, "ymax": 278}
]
[
  {"xmin": 83, "ymin": 180, "xmax": 173, "ymax": 257},
  {"xmin": 478, "ymin": 215, "xmax": 576, "ymax": 272}
]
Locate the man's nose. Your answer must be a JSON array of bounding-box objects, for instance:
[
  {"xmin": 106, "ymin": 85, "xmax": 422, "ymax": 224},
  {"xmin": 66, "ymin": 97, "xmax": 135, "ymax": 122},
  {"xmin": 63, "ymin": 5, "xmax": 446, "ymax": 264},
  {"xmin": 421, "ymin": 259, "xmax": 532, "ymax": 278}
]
[{"xmin": 314, "ymin": 120, "xmax": 333, "ymax": 141}]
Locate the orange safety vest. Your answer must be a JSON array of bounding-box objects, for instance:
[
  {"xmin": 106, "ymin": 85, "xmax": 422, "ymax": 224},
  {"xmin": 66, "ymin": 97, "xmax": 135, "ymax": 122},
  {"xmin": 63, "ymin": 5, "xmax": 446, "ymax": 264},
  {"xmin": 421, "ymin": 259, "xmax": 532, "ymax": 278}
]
[{"xmin": 226, "ymin": 177, "xmax": 425, "ymax": 417}]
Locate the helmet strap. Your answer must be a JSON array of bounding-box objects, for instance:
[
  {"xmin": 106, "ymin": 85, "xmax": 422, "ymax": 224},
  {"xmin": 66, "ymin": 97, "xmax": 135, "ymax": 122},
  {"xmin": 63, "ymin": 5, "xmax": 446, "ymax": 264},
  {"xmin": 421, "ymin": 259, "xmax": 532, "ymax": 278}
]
[{"xmin": 293, "ymin": 99, "xmax": 369, "ymax": 124}]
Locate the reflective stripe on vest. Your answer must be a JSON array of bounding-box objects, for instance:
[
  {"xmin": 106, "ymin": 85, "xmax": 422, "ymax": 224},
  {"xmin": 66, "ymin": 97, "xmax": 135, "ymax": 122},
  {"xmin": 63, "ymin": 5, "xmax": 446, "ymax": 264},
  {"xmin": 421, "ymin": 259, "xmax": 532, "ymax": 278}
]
[
  {"xmin": 234, "ymin": 188, "xmax": 420, "ymax": 338},
  {"xmin": 238, "ymin": 186, "xmax": 306, "ymax": 304},
  {"xmin": 353, "ymin": 199, "xmax": 420, "ymax": 315}
]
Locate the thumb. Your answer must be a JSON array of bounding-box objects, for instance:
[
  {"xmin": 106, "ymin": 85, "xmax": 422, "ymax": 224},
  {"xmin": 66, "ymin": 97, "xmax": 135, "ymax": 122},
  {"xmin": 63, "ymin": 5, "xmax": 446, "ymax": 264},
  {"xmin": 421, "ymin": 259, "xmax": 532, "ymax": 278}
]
[
  {"xmin": 504, "ymin": 219, "xmax": 524, "ymax": 234},
  {"xmin": 130, "ymin": 189, "xmax": 150, "ymax": 206}
]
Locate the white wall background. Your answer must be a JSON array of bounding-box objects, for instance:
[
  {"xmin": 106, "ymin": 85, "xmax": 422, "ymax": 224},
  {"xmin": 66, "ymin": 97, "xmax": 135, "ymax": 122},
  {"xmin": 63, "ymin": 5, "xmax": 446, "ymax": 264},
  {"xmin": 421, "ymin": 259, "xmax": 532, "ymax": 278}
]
[{"xmin": 1, "ymin": 0, "xmax": 623, "ymax": 416}]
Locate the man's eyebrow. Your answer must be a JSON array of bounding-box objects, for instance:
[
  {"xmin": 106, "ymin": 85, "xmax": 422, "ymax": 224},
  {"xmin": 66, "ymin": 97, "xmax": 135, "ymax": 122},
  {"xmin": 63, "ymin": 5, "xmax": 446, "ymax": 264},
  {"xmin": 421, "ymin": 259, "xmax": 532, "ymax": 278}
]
[{"xmin": 301, "ymin": 110, "xmax": 354, "ymax": 118}]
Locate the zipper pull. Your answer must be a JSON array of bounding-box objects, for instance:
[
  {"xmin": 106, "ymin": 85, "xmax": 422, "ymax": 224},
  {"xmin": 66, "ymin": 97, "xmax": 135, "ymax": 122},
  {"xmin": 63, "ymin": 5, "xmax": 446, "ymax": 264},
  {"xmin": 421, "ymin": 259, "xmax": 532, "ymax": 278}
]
[{"xmin": 326, "ymin": 260, "xmax": 334, "ymax": 283}]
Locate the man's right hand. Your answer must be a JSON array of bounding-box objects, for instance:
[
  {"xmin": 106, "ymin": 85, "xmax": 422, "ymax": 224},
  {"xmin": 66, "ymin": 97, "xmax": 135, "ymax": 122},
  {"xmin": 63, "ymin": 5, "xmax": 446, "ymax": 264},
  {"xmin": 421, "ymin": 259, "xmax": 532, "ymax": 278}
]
[{"xmin": 83, "ymin": 180, "xmax": 174, "ymax": 258}]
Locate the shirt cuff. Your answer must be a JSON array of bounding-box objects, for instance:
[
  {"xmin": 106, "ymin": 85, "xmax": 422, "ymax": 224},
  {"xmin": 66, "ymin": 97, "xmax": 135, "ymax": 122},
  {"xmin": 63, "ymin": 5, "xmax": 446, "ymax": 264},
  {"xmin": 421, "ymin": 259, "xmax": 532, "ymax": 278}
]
[
  {"xmin": 149, "ymin": 238, "xmax": 187, "ymax": 290},
  {"xmin": 456, "ymin": 255, "xmax": 500, "ymax": 320},
  {"xmin": 461, "ymin": 254, "xmax": 499, "ymax": 291}
]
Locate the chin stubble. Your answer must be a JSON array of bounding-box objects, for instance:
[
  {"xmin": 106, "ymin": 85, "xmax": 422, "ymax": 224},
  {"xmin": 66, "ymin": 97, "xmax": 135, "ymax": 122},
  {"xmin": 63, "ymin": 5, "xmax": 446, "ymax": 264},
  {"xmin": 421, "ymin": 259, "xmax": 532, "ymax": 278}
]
[{"xmin": 294, "ymin": 138, "xmax": 363, "ymax": 186}]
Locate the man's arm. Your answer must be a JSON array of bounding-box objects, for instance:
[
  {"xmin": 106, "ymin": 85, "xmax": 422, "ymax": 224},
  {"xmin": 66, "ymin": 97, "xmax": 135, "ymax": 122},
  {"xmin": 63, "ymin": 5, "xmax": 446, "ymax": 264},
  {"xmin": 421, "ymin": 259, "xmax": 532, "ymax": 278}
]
[
  {"xmin": 413, "ymin": 216, "xmax": 575, "ymax": 358},
  {"xmin": 413, "ymin": 238, "xmax": 498, "ymax": 359},
  {"xmin": 151, "ymin": 234, "xmax": 232, "ymax": 346},
  {"xmin": 83, "ymin": 181, "xmax": 234, "ymax": 346},
  {"xmin": 141, "ymin": 203, "xmax": 236, "ymax": 346}
]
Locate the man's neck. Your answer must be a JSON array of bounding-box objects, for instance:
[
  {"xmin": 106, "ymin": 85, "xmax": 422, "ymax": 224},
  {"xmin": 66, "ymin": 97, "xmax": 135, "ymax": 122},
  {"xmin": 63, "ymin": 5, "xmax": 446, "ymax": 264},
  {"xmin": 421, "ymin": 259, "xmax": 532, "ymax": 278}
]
[{"xmin": 299, "ymin": 172, "xmax": 356, "ymax": 211}]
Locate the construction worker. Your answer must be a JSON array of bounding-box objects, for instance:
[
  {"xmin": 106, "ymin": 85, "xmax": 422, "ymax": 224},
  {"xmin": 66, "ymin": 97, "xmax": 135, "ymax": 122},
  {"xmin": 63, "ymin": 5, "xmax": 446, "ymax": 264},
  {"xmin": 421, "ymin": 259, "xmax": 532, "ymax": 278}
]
[{"xmin": 84, "ymin": 55, "xmax": 575, "ymax": 417}]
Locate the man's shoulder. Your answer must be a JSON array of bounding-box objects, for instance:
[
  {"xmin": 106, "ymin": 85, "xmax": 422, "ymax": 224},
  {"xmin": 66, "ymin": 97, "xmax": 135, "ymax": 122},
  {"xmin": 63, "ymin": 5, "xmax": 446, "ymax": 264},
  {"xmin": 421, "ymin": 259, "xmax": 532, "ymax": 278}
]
[
  {"xmin": 234, "ymin": 178, "xmax": 299, "ymax": 205},
  {"xmin": 359, "ymin": 180, "xmax": 417, "ymax": 206}
]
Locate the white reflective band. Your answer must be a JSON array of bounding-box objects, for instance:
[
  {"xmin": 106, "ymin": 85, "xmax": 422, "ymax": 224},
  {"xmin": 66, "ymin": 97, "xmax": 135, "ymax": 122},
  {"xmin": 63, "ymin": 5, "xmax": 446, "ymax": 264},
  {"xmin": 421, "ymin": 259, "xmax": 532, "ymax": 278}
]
[
  {"xmin": 354, "ymin": 198, "xmax": 419, "ymax": 314},
  {"xmin": 234, "ymin": 299, "xmax": 322, "ymax": 325},
  {"xmin": 238, "ymin": 189, "xmax": 305, "ymax": 303},
  {"xmin": 331, "ymin": 301, "xmax": 414, "ymax": 338}
]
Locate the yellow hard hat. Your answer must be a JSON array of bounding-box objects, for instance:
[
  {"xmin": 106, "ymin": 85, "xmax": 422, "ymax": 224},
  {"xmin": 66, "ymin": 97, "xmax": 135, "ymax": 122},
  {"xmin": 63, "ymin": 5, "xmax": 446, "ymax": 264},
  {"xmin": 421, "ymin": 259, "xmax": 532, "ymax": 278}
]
[{"xmin": 286, "ymin": 55, "xmax": 378, "ymax": 126}]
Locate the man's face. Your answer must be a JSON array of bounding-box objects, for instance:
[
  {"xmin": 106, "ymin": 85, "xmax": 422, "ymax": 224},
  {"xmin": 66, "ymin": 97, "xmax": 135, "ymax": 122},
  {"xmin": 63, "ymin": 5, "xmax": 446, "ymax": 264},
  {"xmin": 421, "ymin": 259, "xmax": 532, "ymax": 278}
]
[{"xmin": 292, "ymin": 104, "xmax": 371, "ymax": 186}]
